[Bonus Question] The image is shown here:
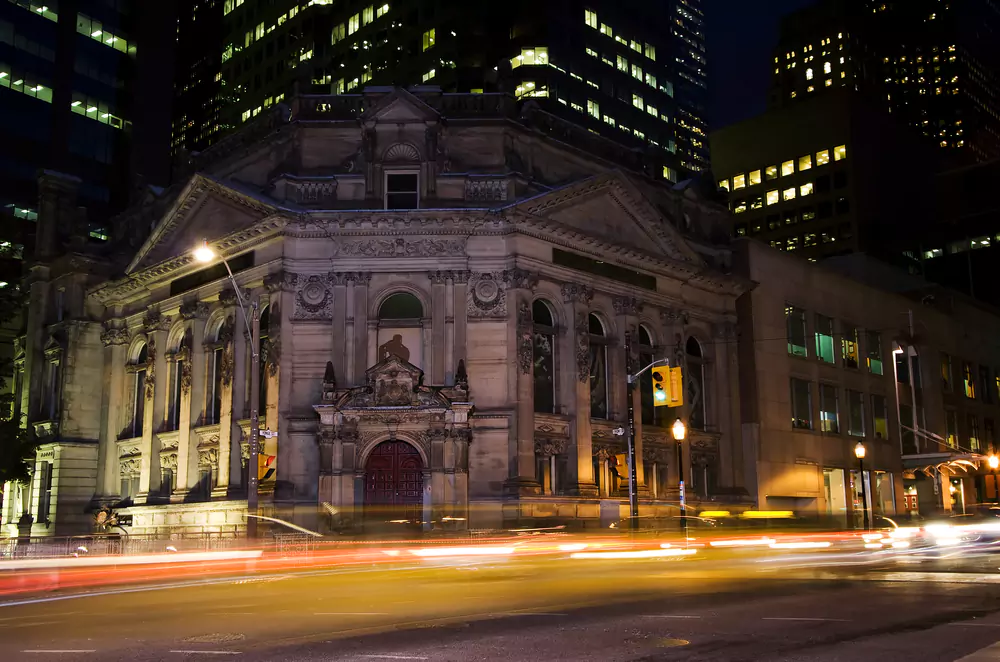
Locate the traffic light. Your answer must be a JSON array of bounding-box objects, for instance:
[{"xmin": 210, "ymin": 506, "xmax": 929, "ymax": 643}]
[{"xmin": 651, "ymin": 366, "xmax": 670, "ymax": 407}]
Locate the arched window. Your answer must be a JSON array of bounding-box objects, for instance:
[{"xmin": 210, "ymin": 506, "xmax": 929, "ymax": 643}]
[
  {"xmin": 532, "ymin": 300, "xmax": 556, "ymax": 414},
  {"xmin": 588, "ymin": 314, "xmax": 610, "ymax": 419},
  {"xmin": 638, "ymin": 325, "xmax": 656, "ymax": 426},
  {"xmin": 166, "ymin": 329, "xmax": 188, "ymax": 432},
  {"xmin": 376, "ymin": 292, "xmax": 424, "ymax": 366},
  {"xmin": 205, "ymin": 320, "xmax": 226, "ymax": 426},
  {"xmin": 686, "ymin": 336, "xmax": 706, "ymax": 430},
  {"xmin": 128, "ymin": 343, "xmax": 148, "ymax": 439},
  {"xmin": 378, "ymin": 293, "xmax": 423, "ymax": 320}
]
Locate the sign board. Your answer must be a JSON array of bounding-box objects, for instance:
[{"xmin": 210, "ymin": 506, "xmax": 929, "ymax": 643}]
[
  {"xmin": 116, "ymin": 514, "xmax": 133, "ymax": 527},
  {"xmin": 668, "ymin": 366, "xmax": 684, "ymax": 407}
]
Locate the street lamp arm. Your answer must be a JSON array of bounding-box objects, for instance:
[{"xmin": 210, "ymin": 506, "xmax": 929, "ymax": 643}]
[
  {"xmin": 217, "ymin": 253, "xmax": 258, "ymax": 359},
  {"xmin": 627, "ymin": 358, "xmax": 670, "ymax": 385}
]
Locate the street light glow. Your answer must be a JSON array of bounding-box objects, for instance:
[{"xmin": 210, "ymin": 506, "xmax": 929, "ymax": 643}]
[
  {"xmin": 193, "ymin": 241, "xmax": 216, "ymax": 263},
  {"xmin": 855, "ymin": 441, "xmax": 866, "ymax": 459},
  {"xmin": 989, "ymin": 454, "xmax": 999, "ymax": 470},
  {"xmin": 672, "ymin": 418, "xmax": 686, "ymax": 441}
]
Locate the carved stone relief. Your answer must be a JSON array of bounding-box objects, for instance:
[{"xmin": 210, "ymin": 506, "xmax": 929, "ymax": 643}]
[
  {"xmin": 503, "ymin": 268, "xmax": 539, "ymax": 291},
  {"xmin": 534, "ymin": 438, "xmax": 567, "ymax": 457},
  {"xmin": 142, "ymin": 308, "xmax": 171, "ymax": 333},
  {"xmin": 100, "ymin": 324, "xmax": 130, "ymax": 346},
  {"xmin": 516, "ymin": 301, "xmax": 533, "ymax": 375},
  {"xmin": 575, "ymin": 311, "xmax": 590, "ymax": 383},
  {"xmin": 293, "ymin": 274, "xmax": 333, "ymax": 320},
  {"xmin": 143, "ymin": 336, "xmax": 157, "ymax": 399},
  {"xmin": 339, "ymin": 237, "xmax": 467, "ymax": 258},
  {"xmin": 179, "ymin": 301, "xmax": 210, "ymax": 320},
  {"xmin": 464, "ymin": 177, "xmax": 508, "ymax": 202},
  {"xmin": 561, "ymin": 283, "xmax": 593, "ymax": 304},
  {"xmin": 467, "ymin": 272, "xmax": 507, "ymax": 318},
  {"xmin": 613, "ymin": 296, "xmax": 641, "ymax": 316}
]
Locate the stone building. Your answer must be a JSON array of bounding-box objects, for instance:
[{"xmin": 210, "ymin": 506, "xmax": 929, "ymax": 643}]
[{"xmin": 1, "ymin": 88, "xmax": 746, "ymax": 537}]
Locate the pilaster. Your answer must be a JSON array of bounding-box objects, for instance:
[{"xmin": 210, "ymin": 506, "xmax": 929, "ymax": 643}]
[
  {"xmin": 98, "ymin": 323, "xmax": 129, "ymax": 497},
  {"xmin": 563, "ymin": 283, "xmax": 598, "ymax": 496},
  {"xmin": 352, "ymin": 273, "xmax": 371, "ymax": 385},
  {"xmin": 505, "ymin": 269, "xmax": 541, "ymax": 496},
  {"xmin": 137, "ymin": 309, "xmax": 169, "ymax": 501}
]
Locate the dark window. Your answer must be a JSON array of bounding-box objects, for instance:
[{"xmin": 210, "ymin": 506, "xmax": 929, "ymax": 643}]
[
  {"xmin": 378, "ymin": 293, "xmax": 423, "ymax": 319},
  {"xmin": 532, "ymin": 300, "xmax": 556, "ymax": 414},
  {"xmin": 801, "ymin": 206, "xmax": 816, "ymax": 221},
  {"xmin": 790, "ymin": 378, "xmax": 812, "ymax": 430},
  {"xmin": 836, "ymin": 197, "xmax": 850, "ymax": 215},
  {"xmin": 815, "ymin": 174, "xmax": 831, "ymax": 193},
  {"xmin": 37, "ymin": 462, "xmax": 53, "ymax": 522},
  {"xmin": 734, "ymin": 222, "xmax": 748, "ymax": 237},
  {"xmin": 552, "ymin": 249, "xmax": 656, "ymax": 290},
  {"xmin": 638, "ymin": 326, "xmax": 656, "ymax": 426},
  {"xmin": 981, "ymin": 366, "xmax": 993, "ymax": 404},
  {"xmin": 686, "ymin": 337, "xmax": 706, "ymax": 430},
  {"xmin": 784, "ymin": 211, "xmax": 798, "ymax": 225},
  {"xmin": 818, "ymin": 201, "xmax": 833, "ymax": 218},
  {"xmin": 588, "ymin": 314, "xmax": 609, "ymax": 419},
  {"xmin": 385, "ymin": 173, "xmax": 419, "ymax": 209},
  {"xmin": 171, "ymin": 252, "xmax": 254, "ymax": 297},
  {"xmin": 833, "ymin": 171, "xmax": 848, "ymax": 188}
]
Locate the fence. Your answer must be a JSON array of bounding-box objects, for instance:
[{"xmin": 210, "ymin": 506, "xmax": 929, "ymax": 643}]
[{"xmin": 0, "ymin": 531, "xmax": 248, "ymax": 560}]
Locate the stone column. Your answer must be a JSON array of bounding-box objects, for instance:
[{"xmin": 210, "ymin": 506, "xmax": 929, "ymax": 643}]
[
  {"xmin": 562, "ymin": 284, "xmax": 598, "ymax": 496},
  {"xmin": 504, "ymin": 269, "xmax": 541, "ymax": 496},
  {"xmin": 138, "ymin": 309, "xmax": 170, "ymax": 502},
  {"xmin": 331, "ymin": 274, "xmax": 349, "ymax": 382},
  {"xmin": 452, "ymin": 271, "xmax": 469, "ymax": 380},
  {"xmin": 176, "ymin": 302, "xmax": 209, "ymax": 498},
  {"xmin": 614, "ymin": 296, "xmax": 647, "ymax": 494},
  {"xmin": 215, "ymin": 312, "xmax": 236, "ymax": 496},
  {"xmin": 352, "ymin": 273, "xmax": 371, "ymax": 384},
  {"xmin": 429, "ymin": 271, "xmax": 447, "ymax": 384},
  {"xmin": 98, "ymin": 324, "xmax": 129, "ymax": 497},
  {"xmin": 226, "ymin": 287, "xmax": 248, "ymax": 493}
]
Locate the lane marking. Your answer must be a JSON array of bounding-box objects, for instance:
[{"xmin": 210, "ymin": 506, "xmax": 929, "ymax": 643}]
[
  {"xmin": 5, "ymin": 620, "xmax": 64, "ymax": 628},
  {"xmin": 641, "ymin": 615, "xmax": 702, "ymax": 619},
  {"xmin": 762, "ymin": 617, "xmax": 849, "ymax": 622},
  {"xmin": 315, "ymin": 612, "xmax": 391, "ymax": 616},
  {"xmin": 169, "ymin": 652, "xmax": 241, "ymax": 656},
  {"xmin": 360, "ymin": 656, "xmax": 429, "ymax": 661},
  {"xmin": 22, "ymin": 651, "xmax": 97, "ymax": 654},
  {"xmin": 947, "ymin": 622, "xmax": 1000, "ymax": 628},
  {"xmin": 503, "ymin": 612, "xmax": 568, "ymax": 617}
]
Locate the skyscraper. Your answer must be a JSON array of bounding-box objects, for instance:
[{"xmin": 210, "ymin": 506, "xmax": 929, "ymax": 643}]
[
  {"xmin": 769, "ymin": 0, "xmax": 1000, "ymax": 165},
  {"xmin": 0, "ymin": 0, "xmax": 176, "ymax": 246},
  {"xmin": 177, "ymin": 0, "xmax": 709, "ymax": 177}
]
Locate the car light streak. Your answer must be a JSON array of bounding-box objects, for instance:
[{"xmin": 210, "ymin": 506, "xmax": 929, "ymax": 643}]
[{"xmin": 570, "ymin": 549, "xmax": 697, "ymax": 559}]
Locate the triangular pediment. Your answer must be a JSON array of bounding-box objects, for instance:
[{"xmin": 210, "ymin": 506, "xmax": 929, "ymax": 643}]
[
  {"xmin": 126, "ymin": 175, "xmax": 278, "ymax": 274},
  {"xmin": 513, "ymin": 172, "xmax": 703, "ymax": 265},
  {"xmin": 360, "ymin": 87, "xmax": 441, "ymax": 124}
]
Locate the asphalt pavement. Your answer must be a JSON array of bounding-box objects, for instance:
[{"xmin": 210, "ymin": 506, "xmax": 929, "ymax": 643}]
[{"xmin": 3, "ymin": 550, "xmax": 1000, "ymax": 661}]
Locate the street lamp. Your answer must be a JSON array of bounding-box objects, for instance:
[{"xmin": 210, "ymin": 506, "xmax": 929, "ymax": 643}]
[
  {"xmin": 193, "ymin": 241, "xmax": 261, "ymax": 539},
  {"xmin": 854, "ymin": 441, "xmax": 869, "ymax": 531},
  {"xmin": 989, "ymin": 454, "xmax": 999, "ymax": 505},
  {"xmin": 672, "ymin": 417, "xmax": 687, "ymax": 536}
]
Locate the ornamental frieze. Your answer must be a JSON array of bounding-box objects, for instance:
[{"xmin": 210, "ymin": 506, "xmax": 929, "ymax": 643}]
[
  {"xmin": 142, "ymin": 308, "xmax": 171, "ymax": 333},
  {"xmin": 516, "ymin": 301, "xmax": 533, "ymax": 375},
  {"xmin": 575, "ymin": 311, "xmax": 590, "ymax": 383},
  {"xmin": 179, "ymin": 301, "xmax": 210, "ymax": 320},
  {"xmin": 339, "ymin": 237, "xmax": 467, "ymax": 258},
  {"xmin": 561, "ymin": 283, "xmax": 593, "ymax": 305},
  {"xmin": 100, "ymin": 324, "xmax": 130, "ymax": 347}
]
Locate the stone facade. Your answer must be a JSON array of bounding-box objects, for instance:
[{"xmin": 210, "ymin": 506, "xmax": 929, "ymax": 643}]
[{"xmin": 2, "ymin": 88, "xmax": 745, "ymax": 537}]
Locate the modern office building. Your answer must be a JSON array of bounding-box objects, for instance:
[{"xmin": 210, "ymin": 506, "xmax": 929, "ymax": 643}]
[
  {"xmin": 710, "ymin": 88, "xmax": 936, "ymax": 261},
  {"xmin": 172, "ymin": 0, "xmax": 230, "ymax": 157},
  {"xmin": 769, "ymin": 0, "xmax": 1000, "ymax": 165},
  {"xmin": 0, "ymin": 0, "xmax": 176, "ymax": 245},
  {"xmin": 177, "ymin": 0, "xmax": 709, "ymax": 177}
]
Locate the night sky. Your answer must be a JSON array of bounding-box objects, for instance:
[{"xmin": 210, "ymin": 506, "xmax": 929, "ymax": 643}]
[{"xmin": 706, "ymin": 0, "xmax": 818, "ymax": 131}]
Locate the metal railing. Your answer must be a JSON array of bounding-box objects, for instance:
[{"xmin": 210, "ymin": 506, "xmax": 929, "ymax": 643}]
[{"xmin": 0, "ymin": 531, "xmax": 246, "ymax": 560}]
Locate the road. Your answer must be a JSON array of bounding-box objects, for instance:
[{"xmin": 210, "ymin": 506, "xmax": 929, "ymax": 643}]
[{"xmin": 3, "ymin": 548, "xmax": 1000, "ymax": 661}]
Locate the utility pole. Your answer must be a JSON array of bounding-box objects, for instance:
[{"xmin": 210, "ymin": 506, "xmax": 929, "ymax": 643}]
[
  {"xmin": 247, "ymin": 301, "xmax": 260, "ymax": 540},
  {"xmin": 624, "ymin": 331, "xmax": 640, "ymax": 532}
]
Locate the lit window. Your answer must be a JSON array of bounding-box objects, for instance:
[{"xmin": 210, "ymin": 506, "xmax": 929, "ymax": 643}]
[
  {"xmin": 631, "ymin": 63, "xmax": 643, "ymax": 80},
  {"xmin": 798, "ymin": 155, "xmax": 812, "ymax": 171},
  {"xmin": 824, "ymin": 61, "xmax": 832, "ymax": 74},
  {"xmin": 585, "ymin": 9, "xmax": 597, "ymax": 29},
  {"xmin": 766, "ymin": 190, "xmax": 779, "ymax": 205},
  {"xmin": 632, "ymin": 93, "xmax": 643, "ymax": 110},
  {"xmin": 630, "ymin": 40, "xmax": 641, "ymax": 53},
  {"xmin": 807, "ymin": 85, "xmax": 815, "ymax": 92},
  {"xmin": 332, "ymin": 23, "xmax": 346, "ymax": 43},
  {"xmin": 645, "ymin": 43, "xmax": 656, "ymax": 60},
  {"xmin": 781, "ymin": 160, "xmax": 794, "ymax": 176},
  {"xmin": 834, "ymin": 145, "xmax": 847, "ymax": 161},
  {"xmin": 718, "ymin": 179, "xmax": 730, "ymax": 192},
  {"xmin": 363, "ymin": 5, "xmax": 374, "ymax": 24},
  {"xmin": 587, "ymin": 99, "xmax": 599, "ymax": 118},
  {"xmin": 750, "ymin": 196, "xmax": 763, "ymax": 210},
  {"xmin": 644, "ymin": 72, "xmax": 657, "ymax": 88},
  {"xmin": 617, "ymin": 55, "xmax": 627, "ymax": 71},
  {"xmin": 511, "ymin": 47, "xmax": 548, "ymax": 68},
  {"xmin": 765, "ymin": 165, "xmax": 778, "ymax": 180},
  {"xmin": 646, "ymin": 104, "xmax": 657, "ymax": 117},
  {"xmin": 349, "ymin": 13, "xmax": 359, "ymax": 34},
  {"xmin": 732, "ymin": 174, "xmax": 746, "ymax": 190},
  {"xmin": 749, "ymin": 169, "xmax": 762, "ymax": 185},
  {"xmin": 816, "ymin": 149, "xmax": 830, "ymax": 166},
  {"xmin": 377, "ymin": 4, "xmax": 389, "ymax": 18},
  {"xmin": 586, "ymin": 47, "xmax": 598, "ymax": 58},
  {"xmin": 600, "ymin": 23, "xmax": 612, "ymax": 37},
  {"xmin": 923, "ymin": 248, "xmax": 943, "ymax": 259},
  {"xmin": 422, "ymin": 28, "xmax": 435, "ymax": 50},
  {"xmin": 734, "ymin": 201, "xmax": 747, "ymax": 214},
  {"xmin": 782, "ymin": 187, "xmax": 796, "ymax": 201},
  {"xmin": 806, "ymin": 68, "xmax": 814, "ymax": 80},
  {"xmin": 663, "ymin": 166, "xmax": 677, "ymax": 182},
  {"xmin": 825, "ymin": 79, "xmax": 832, "ymax": 86},
  {"xmin": 972, "ymin": 236, "xmax": 991, "ymax": 249},
  {"xmin": 800, "ymin": 182, "xmax": 814, "ymax": 196},
  {"xmin": 422, "ymin": 68, "xmax": 436, "ymax": 82}
]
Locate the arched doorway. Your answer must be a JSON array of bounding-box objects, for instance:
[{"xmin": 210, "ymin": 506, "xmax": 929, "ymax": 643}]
[{"xmin": 364, "ymin": 440, "xmax": 424, "ymax": 525}]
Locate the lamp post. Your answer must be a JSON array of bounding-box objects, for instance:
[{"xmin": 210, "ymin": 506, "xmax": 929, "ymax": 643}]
[
  {"xmin": 855, "ymin": 441, "xmax": 869, "ymax": 531},
  {"xmin": 989, "ymin": 454, "xmax": 999, "ymax": 505},
  {"xmin": 672, "ymin": 417, "xmax": 687, "ymax": 536},
  {"xmin": 194, "ymin": 241, "xmax": 261, "ymax": 539}
]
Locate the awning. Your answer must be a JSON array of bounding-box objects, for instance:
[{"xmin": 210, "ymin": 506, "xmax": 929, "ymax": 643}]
[{"xmin": 902, "ymin": 452, "xmax": 988, "ymax": 477}]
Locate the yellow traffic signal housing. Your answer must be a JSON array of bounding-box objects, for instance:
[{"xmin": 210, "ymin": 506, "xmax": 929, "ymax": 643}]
[
  {"xmin": 651, "ymin": 366, "xmax": 670, "ymax": 407},
  {"xmin": 668, "ymin": 366, "xmax": 684, "ymax": 407}
]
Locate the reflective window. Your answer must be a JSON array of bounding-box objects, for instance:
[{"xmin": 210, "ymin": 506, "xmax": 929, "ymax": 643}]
[
  {"xmin": 815, "ymin": 314, "xmax": 834, "ymax": 363},
  {"xmin": 820, "ymin": 384, "xmax": 839, "ymax": 433},
  {"xmin": 786, "ymin": 305, "xmax": 807, "ymax": 357},
  {"xmin": 532, "ymin": 300, "xmax": 556, "ymax": 414},
  {"xmin": 790, "ymin": 378, "xmax": 813, "ymax": 430},
  {"xmin": 847, "ymin": 390, "xmax": 865, "ymax": 437},
  {"xmin": 842, "ymin": 325, "xmax": 859, "ymax": 368},
  {"xmin": 799, "ymin": 155, "xmax": 812, "ymax": 171},
  {"xmin": 765, "ymin": 165, "xmax": 778, "ymax": 180},
  {"xmin": 588, "ymin": 314, "xmax": 609, "ymax": 419},
  {"xmin": 781, "ymin": 160, "xmax": 795, "ymax": 176},
  {"xmin": 866, "ymin": 330, "xmax": 883, "ymax": 375},
  {"xmin": 834, "ymin": 144, "xmax": 847, "ymax": 161}
]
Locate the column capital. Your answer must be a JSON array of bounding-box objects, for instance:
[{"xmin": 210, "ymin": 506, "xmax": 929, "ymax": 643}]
[
  {"xmin": 503, "ymin": 267, "xmax": 539, "ymax": 290},
  {"xmin": 613, "ymin": 296, "xmax": 642, "ymax": 317},
  {"xmin": 561, "ymin": 283, "xmax": 593, "ymax": 305},
  {"xmin": 142, "ymin": 307, "xmax": 172, "ymax": 333},
  {"xmin": 100, "ymin": 322, "xmax": 130, "ymax": 346}
]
